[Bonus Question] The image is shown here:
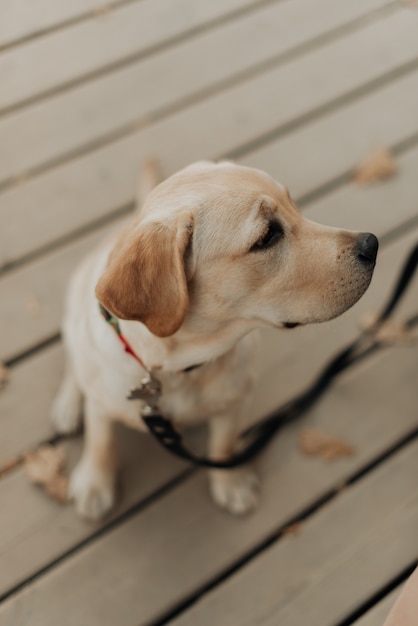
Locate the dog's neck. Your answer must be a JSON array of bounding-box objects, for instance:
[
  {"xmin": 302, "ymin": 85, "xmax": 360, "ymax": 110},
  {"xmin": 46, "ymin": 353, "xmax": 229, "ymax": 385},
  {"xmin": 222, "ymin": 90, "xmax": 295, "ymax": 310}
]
[{"xmin": 119, "ymin": 316, "xmax": 258, "ymax": 373}]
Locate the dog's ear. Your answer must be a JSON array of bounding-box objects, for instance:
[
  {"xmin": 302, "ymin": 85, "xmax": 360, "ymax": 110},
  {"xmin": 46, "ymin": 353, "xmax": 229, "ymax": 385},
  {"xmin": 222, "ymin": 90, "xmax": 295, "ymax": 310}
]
[{"xmin": 96, "ymin": 213, "xmax": 193, "ymax": 337}]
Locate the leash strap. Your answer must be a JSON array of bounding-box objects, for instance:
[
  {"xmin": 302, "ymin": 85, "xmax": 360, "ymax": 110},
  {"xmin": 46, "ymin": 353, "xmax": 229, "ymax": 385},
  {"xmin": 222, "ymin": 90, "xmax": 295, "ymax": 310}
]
[{"xmin": 142, "ymin": 242, "xmax": 418, "ymax": 469}]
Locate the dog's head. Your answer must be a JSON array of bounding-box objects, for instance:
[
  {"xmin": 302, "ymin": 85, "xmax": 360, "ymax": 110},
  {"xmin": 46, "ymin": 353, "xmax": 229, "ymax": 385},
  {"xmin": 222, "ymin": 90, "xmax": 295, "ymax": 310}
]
[{"xmin": 96, "ymin": 161, "xmax": 378, "ymax": 338}]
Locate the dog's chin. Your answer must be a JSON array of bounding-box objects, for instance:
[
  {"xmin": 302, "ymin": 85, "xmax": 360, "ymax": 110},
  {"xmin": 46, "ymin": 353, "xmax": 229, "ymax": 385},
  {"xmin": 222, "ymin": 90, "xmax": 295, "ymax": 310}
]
[
  {"xmin": 279, "ymin": 290, "xmax": 371, "ymax": 330},
  {"xmin": 301, "ymin": 270, "xmax": 375, "ymax": 327}
]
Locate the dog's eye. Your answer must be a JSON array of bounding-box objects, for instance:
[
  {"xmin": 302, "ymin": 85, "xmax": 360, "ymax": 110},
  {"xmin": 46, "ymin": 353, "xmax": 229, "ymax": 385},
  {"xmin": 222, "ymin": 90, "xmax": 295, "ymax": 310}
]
[{"xmin": 251, "ymin": 221, "xmax": 284, "ymax": 251}]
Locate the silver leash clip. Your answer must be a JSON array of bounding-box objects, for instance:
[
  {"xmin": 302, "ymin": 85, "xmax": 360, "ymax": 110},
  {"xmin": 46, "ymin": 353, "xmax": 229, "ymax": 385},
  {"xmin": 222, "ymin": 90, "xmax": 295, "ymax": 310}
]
[{"xmin": 127, "ymin": 375, "xmax": 162, "ymax": 416}]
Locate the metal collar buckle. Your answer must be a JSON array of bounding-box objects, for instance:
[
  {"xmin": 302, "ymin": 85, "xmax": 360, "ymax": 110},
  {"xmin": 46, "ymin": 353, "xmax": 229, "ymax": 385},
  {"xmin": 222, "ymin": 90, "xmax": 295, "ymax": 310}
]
[{"xmin": 127, "ymin": 374, "xmax": 162, "ymax": 417}]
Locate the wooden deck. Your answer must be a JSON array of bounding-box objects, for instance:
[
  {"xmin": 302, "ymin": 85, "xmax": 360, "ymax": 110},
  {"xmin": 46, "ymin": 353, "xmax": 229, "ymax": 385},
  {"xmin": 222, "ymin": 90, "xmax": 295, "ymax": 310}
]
[{"xmin": 1, "ymin": 0, "xmax": 418, "ymax": 624}]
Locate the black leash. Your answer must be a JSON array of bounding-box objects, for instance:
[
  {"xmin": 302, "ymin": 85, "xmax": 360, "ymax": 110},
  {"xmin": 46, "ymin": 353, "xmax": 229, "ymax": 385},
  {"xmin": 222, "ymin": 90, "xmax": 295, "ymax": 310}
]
[{"xmin": 142, "ymin": 242, "xmax": 418, "ymax": 469}]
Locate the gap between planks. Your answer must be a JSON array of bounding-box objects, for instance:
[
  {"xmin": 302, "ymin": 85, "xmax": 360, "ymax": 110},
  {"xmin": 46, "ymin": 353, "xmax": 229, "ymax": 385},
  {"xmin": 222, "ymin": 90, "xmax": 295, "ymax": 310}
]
[
  {"xmin": 338, "ymin": 570, "xmax": 413, "ymax": 626},
  {"xmin": 350, "ymin": 586, "xmax": 402, "ymax": 626},
  {"xmin": 0, "ymin": 0, "xmax": 146, "ymax": 53}
]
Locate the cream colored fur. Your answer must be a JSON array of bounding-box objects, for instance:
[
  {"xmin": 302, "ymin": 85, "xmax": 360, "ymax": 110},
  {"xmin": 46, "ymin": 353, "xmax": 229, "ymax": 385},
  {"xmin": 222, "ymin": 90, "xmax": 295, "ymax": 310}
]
[{"xmin": 52, "ymin": 161, "xmax": 376, "ymax": 521}]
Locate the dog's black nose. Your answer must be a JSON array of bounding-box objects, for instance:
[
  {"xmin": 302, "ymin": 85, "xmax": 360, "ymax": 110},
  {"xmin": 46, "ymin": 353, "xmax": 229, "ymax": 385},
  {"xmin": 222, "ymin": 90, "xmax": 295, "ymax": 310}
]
[{"xmin": 356, "ymin": 233, "xmax": 379, "ymax": 264}]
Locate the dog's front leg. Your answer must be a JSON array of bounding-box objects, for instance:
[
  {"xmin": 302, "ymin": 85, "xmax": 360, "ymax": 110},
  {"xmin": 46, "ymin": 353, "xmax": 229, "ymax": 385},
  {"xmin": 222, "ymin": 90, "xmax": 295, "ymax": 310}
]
[
  {"xmin": 208, "ymin": 413, "xmax": 259, "ymax": 516},
  {"xmin": 69, "ymin": 399, "xmax": 117, "ymax": 521}
]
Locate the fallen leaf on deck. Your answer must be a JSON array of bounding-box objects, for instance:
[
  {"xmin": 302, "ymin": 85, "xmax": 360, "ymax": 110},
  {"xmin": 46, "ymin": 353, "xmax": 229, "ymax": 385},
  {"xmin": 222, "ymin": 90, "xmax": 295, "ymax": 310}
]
[
  {"xmin": 335, "ymin": 480, "xmax": 348, "ymax": 494},
  {"xmin": 361, "ymin": 313, "xmax": 416, "ymax": 344},
  {"xmin": 299, "ymin": 428, "xmax": 354, "ymax": 460},
  {"xmin": 26, "ymin": 295, "xmax": 41, "ymax": 318},
  {"xmin": 0, "ymin": 456, "xmax": 20, "ymax": 477},
  {"xmin": 282, "ymin": 522, "xmax": 302, "ymax": 536},
  {"xmin": 11, "ymin": 173, "xmax": 29, "ymax": 186},
  {"xmin": 24, "ymin": 445, "xmax": 64, "ymax": 481},
  {"xmin": 352, "ymin": 147, "xmax": 397, "ymax": 184},
  {"xmin": 94, "ymin": 6, "xmax": 111, "ymax": 17},
  {"xmin": 0, "ymin": 362, "xmax": 9, "ymax": 389},
  {"xmin": 44, "ymin": 474, "xmax": 69, "ymax": 503},
  {"xmin": 24, "ymin": 445, "xmax": 69, "ymax": 503}
]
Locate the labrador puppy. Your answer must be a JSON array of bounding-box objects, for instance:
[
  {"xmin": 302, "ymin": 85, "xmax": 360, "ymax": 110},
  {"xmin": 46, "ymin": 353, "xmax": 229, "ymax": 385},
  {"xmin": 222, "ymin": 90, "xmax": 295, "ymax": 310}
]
[{"xmin": 52, "ymin": 161, "xmax": 378, "ymax": 521}]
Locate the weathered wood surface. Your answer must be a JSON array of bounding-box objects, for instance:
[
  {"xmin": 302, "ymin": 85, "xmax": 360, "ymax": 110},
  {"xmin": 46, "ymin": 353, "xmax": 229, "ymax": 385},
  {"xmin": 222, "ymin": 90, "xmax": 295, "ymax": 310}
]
[
  {"xmin": 1, "ymin": 0, "xmax": 417, "ymax": 623},
  {"xmin": 1, "ymin": 345, "xmax": 417, "ymax": 624},
  {"xmin": 0, "ymin": 0, "xmax": 394, "ymax": 186},
  {"xmin": 0, "ymin": 0, "xmax": 259, "ymax": 111},
  {"xmin": 240, "ymin": 68, "xmax": 418, "ymax": 199},
  {"xmin": 0, "ymin": 428, "xmax": 192, "ymax": 599},
  {"xmin": 168, "ymin": 442, "xmax": 418, "ymax": 626},
  {"xmin": 0, "ymin": 0, "xmax": 404, "ymax": 268},
  {"xmin": 0, "ymin": 0, "xmax": 126, "ymax": 49}
]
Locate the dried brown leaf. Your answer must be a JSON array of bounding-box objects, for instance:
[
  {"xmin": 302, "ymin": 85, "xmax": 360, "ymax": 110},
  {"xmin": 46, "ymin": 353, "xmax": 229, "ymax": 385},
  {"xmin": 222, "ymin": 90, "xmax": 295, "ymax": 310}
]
[
  {"xmin": 352, "ymin": 147, "xmax": 397, "ymax": 184},
  {"xmin": 361, "ymin": 313, "xmax": 417, "ymax": 344},
  {"xmin": 299, "ymin": 428, "xmax": 354, "ymax": 460},
  {"xmin": 282, "ymin": 522, "xmax": 302, "ymax": 536},
  {"xmin": 45, "ymin": 475, "xmax": 69, "ymax": 503},
  {"xmin": 11, "ymin": 173, "xmax": 29, "ymax": 186},
  {"xmin": 24, "ymin": 445, "xmax": 65, "ymax": 480},
  {"xmin": 94, "ymin": 6, "xmax": 111, "ymax": 17},
  {"xmin": 374, "ymin": 319, "xmax": 416, "ymax": 343},
  {"xmin": 26, "ymin": 295, "xmax": 41, "ymax": 318},
  {"xmin": 24, "ymin": 445, "xmax": 68, "ymax": 503},
  {"xmin": 0, "ymin": 456, "xmax": 20, "ymax": 477}
]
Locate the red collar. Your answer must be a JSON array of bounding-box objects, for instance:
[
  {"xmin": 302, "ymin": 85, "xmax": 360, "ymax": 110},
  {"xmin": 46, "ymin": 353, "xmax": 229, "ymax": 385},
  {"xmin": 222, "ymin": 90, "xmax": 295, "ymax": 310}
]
[
  {"xmin": 99, "ymin": 304, "xmax": 148, "ymax": 370},
  {"xmin": 99, "ymin": 304, "xmax": 203, "ymax": 373}
]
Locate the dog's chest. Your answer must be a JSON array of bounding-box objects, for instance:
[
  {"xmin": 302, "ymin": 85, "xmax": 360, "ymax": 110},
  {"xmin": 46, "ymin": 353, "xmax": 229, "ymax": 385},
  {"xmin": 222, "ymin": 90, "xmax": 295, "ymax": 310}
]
[
  {"xmin": 113, "ymin": 349, "xmax": 255, "ymax": 432},
  {"xmin": 160, "ymin": 367, "xmax": 249, "ymax": 422}
]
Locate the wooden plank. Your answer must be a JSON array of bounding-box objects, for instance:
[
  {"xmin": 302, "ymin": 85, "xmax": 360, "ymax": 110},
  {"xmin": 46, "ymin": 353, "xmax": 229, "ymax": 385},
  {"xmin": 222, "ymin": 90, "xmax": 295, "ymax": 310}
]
[
  {"xmin": 0, "ymin": 222, "xmax": 116, "ymax": 363},
  {"xmin": 168, "ymin": 444, "xmax": 418, "ymax": 626},
  {"xmin": 0, "ymin": 0, "xmax": 259, "ymax": 112},
  {"xmin": 1, "ymin": 134, "xmax": 418, "ymax": 365},
  {"xmin": 0, "ymin": 0, "xmax": 394, "ymax": 184},
  {"xmin": 0, "ymin": 344, "xmax": 63, "ymax": 463},
  {"xmin": 0, "ymin": 0, "xmax": 127, "ymax": 50},
  {"xmin": 1, "ymin": 342, "xmax": 417, "ymax": 624},
  {"xmin": 353, "ymin": 589, "xmax": 400, "ymax": 626},
  {"xmin": 0, "ymin": 426, "xmax": 191, "ymax": 600},
  {"xmin": 1, "ymin": 7, "xmax": 417, "ymax": 269},
  {"xmin": 240, "ymin": 68, "xmax": 418, "ymax": 200},
  {"xmin": 0, "ymin": 0, "xmax": 270, "ymax": 113}
]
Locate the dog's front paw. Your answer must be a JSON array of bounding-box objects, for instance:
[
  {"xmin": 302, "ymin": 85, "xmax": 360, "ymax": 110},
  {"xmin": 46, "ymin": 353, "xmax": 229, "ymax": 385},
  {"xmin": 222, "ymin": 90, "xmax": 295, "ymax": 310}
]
[
  {"xmin": 209, "ymin": 469, "xmax": 259, "ymax": 516},
  {"xmin": 69, "ymin": 459, "xmax": 116, "ymax": 522}
]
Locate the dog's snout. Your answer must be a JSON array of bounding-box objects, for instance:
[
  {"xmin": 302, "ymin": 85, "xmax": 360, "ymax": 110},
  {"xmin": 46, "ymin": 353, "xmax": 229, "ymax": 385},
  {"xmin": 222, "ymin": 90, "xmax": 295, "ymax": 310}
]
[{"xmin": 356, "ymin": 233, "xmax": 379, "ymax": 265}]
